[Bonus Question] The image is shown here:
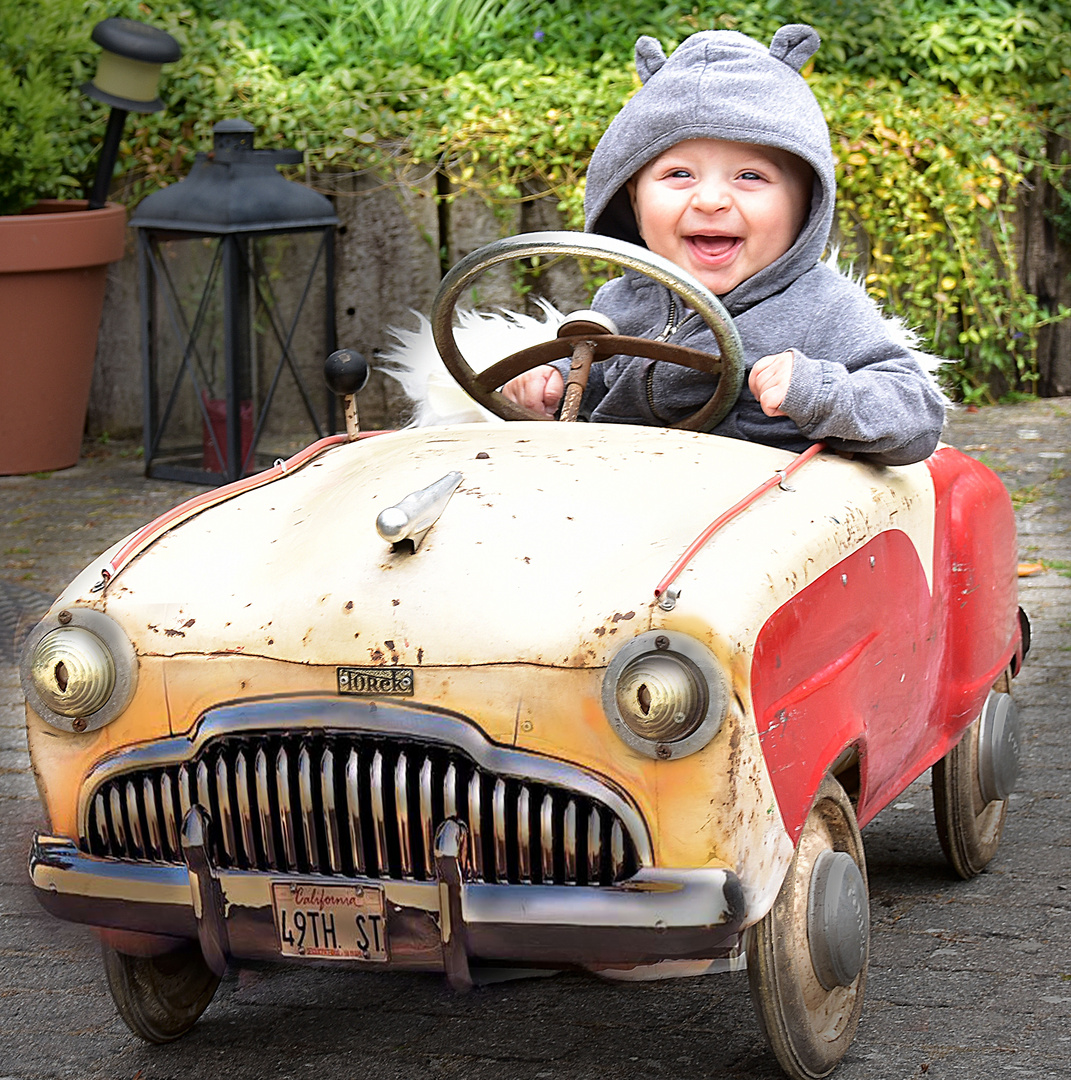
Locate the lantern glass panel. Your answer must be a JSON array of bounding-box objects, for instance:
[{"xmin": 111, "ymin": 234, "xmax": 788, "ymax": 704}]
[{"xmin": 141, "ymin": 228, "xmax": 335, "ymax": 483}]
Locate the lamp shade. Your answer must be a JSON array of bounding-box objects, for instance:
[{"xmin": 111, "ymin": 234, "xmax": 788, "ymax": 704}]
[{"xmin": 82, "ymin": 18, "xmax": 182, "ymax": 112}]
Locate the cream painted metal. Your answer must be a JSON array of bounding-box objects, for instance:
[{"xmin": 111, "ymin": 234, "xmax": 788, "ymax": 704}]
[{"xmin": 93, "ymin": 424, "xmax": 935, "ymax": 671}]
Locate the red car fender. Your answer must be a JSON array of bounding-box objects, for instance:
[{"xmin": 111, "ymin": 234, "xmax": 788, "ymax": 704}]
[{"xmin": 750, "ymin": 447, "xmax": 1019, "ymax": 842}]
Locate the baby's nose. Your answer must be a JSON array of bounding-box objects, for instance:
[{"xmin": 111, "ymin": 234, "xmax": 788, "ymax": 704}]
[{"xmin": 691, "ymin": 179, "xmax": 732, "ymax": 212}]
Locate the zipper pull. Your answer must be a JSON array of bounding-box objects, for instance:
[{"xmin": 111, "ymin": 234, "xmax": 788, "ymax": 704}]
[{"xmin": 656, "ymin": 293, "xmax": 678, "ymax": 341}]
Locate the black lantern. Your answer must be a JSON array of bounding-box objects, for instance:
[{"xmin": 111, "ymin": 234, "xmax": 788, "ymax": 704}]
[{"xmin": 131, "ymin": 119, "xmax": 339, "ymax": 484}]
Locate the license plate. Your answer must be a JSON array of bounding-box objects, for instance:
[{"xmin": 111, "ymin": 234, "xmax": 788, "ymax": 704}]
[{"xmin": 271, "ymin": 881, "xmax": 388, "ymax": 961}]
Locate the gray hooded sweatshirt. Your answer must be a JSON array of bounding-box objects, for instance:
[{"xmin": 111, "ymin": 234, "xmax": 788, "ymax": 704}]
[{"xmin": 563, "ymin": 25, "xmax": 946, "ymax": 466}]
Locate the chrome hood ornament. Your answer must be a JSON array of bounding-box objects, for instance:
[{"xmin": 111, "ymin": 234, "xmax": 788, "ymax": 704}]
[{"xmin": 376, "ymin": 471, "xmax": 463, "ymax": 550}]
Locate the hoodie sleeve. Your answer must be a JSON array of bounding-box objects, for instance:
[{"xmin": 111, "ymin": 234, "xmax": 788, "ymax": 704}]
[{"xmin": 777, "ymin": 276, "xmax": 947, "ymax": 466}]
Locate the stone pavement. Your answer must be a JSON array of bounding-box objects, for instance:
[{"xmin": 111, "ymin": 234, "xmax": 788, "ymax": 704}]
[{"xmin": 0, "ymin": 403, "xmax": 1069, "ymax": 1080}]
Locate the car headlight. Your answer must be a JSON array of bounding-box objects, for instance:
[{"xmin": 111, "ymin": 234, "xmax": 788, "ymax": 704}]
[
  {"xmin": 21, "ymin": 608, "xmax": 137, "ymax": 733},
  {"xmin": 30, "ymin": 627, "xmax": 115, "ymax": 716},
  {"xmin": 615, "ymin": 652, "xmax": 706, "ymax": 741},
  {"xmin": 603, "ymin": 630, "xmax": 729, "ymax": 760}
]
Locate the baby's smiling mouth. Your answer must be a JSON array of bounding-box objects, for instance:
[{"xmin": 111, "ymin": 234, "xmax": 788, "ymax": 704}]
[{"xmin": 687, "ymin": 234, "xmax": 741, "ymax": 259}]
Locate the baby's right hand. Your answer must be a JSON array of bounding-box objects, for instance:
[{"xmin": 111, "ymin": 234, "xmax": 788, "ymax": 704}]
[
  {"xmin": 501, "ymin": 365, "xmax": 564, "ymax": 416},
  {"xmin": 749, "ymin": 350, "xmax": 794, "ymax": 418}
]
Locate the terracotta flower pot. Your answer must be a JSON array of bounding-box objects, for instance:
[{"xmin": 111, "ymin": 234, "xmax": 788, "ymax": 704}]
[{"xmin": 0, "ymin": 199, "xmax": 126, "ymax": 474}]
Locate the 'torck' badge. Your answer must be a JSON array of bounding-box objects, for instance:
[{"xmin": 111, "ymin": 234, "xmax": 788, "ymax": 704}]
[{"xmin": 337, "ymin": 667, "xmax": 414, "ymax": 696}]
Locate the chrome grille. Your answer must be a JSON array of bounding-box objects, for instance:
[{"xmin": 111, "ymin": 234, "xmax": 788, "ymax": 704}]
[{"xmin": 83, "ymin": 732, "xmax": 640, "ymax": 886}]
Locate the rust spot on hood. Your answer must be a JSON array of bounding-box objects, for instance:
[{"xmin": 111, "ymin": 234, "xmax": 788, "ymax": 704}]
[{"xmin": 612, "ymin": 611, "xmax": 636, "ymax": 623}]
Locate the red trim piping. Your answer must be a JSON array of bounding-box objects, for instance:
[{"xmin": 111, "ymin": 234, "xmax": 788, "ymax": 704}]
[
  {"xmin": 654, "ymin": 442, "xmax": 826, "ymax": 598},
  {"xmin": 96, "ymin": 433, "xmax": 376, "ymax": 590}
]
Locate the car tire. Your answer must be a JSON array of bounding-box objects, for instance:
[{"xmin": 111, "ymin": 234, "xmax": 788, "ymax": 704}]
[
  {"xmin": 932, "ymin": 670, "xmax": 1013, "ymax": 880},
  {"xmin": 102, "ymin": 939, "xmax": 221, "ymax": 1043},
  {"xmin": 747, "ymin": 776, "xmax": 869, "ymax": 1080}
]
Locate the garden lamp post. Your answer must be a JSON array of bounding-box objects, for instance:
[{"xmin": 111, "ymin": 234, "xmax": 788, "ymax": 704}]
[
  {"xmin": 130, "ymin": 119, "xmax": 339, "ymax": 484},
  {"xmin": 82, "ymin": 18, "xmax": 182, "ymax": 209}
]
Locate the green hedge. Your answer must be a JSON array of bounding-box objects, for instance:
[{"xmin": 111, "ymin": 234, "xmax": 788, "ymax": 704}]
[{"xmin": 3, "ymin": 0, "xmax": 1069, "ymax": 401}]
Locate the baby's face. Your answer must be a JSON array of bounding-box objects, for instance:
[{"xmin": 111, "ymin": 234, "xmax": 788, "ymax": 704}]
[{"xmin": 627, "ymin": 139, "xmax": 812, "ymax": 296}]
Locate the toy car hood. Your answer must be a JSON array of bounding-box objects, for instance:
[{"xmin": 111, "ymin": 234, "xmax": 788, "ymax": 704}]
[{"xmin": 80, "ymin": 423, "xmax": 935, "ymax": 673}]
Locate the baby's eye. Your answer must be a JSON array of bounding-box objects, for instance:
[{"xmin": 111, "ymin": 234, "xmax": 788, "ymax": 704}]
[
  {"xmin": 664, "ymin": 168, "xmax": 693, "ymax": 179},
  {"xmin": 738, "ymin": 170, "xmax": 766, "ymax": 182}
]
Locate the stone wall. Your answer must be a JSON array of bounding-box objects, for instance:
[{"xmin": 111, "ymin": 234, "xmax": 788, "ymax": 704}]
[{"xmin": 89, "ymin": 230, "xmax": 142, "ymax": 439}]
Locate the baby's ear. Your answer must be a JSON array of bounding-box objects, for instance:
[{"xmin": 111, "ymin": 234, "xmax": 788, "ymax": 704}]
[
  {"xmin": 769, "ymin": 24, "xmax": 820, "ymax": 72},
  {"xmin": 634, "ymin": 36, "xmax": 667, "ymax": 83}
]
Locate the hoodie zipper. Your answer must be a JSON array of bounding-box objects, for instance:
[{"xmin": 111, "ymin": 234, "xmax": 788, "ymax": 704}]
[
  {"xmin": 655, "ymin": 294, "xmax": 680, "ymax": 341},
  {"xmin": 647, "ymin": 292, "xmax": 687, "ymax": 415}
]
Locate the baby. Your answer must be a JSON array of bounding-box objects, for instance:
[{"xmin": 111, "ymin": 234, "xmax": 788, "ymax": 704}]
[{"xmin": 504, "ymin": 25, "xmax": 946, "ymax": 466}]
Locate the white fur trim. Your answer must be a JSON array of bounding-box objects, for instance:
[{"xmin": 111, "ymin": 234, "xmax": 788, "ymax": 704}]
[{"xmin": 380, "ymin": 300, "xmax": 566, "ymax": 427}]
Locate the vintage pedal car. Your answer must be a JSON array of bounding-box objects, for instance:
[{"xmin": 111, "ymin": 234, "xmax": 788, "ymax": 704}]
[{"xmin": 22, "ymin": 234, "xmax": 1026, "ymax": 1079}]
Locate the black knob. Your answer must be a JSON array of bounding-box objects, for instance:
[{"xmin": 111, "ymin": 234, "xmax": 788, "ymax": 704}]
[{"xmin": 323, "ymin": 349, "xmax": 369, "ymax": 397}]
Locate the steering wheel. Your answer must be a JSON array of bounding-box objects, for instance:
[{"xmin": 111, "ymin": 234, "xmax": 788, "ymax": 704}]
[{"xmin": 430, "ymin": 231, "xmax": 744, "ymax": 432}]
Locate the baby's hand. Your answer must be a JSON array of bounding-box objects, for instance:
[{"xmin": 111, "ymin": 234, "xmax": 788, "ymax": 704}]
[
  {"xmin": 501, "ymin": 365, "xmax": 564, "ymax": 417},
  {"xmin": 748, "ymin": 350, "xmax": 794, "ymax": 418}
]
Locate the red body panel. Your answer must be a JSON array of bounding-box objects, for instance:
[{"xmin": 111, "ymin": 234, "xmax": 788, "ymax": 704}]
[{"xmin": 750, "ymin": 447, "xmax": 1019, "ymax": 841}]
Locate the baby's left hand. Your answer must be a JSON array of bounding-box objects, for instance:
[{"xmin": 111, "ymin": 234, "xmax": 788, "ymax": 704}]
[{"xmin": 748, "ymin": 350, "xmax": 794, "ymax": 417}]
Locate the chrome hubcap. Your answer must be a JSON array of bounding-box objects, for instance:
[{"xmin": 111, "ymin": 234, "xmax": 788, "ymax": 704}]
[
  {"xmin": 978, "ymin": 691, "xmax": 1021, "ymax": 804},
  {"xmin": 807, "ymin": 848, "xmax": 868, "ymax": 990}
]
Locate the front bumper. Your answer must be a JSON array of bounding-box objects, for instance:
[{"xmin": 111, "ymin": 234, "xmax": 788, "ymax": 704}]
[{"xmin": 30, "ymin": 814, "xmax": 746, "ymax": 987}]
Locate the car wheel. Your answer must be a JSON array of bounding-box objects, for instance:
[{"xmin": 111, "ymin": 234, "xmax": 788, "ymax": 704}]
[
  {"xmin": 747, "ymin": 776, "xmax": 869, "ymax": 1080},
  {"xmin": 102, "ymin": 939, "xmax": 221, "ymax": 1043},
  {"xmin": 932, "ymin": 669, "xmax": 1019, "ymax": 880}
]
